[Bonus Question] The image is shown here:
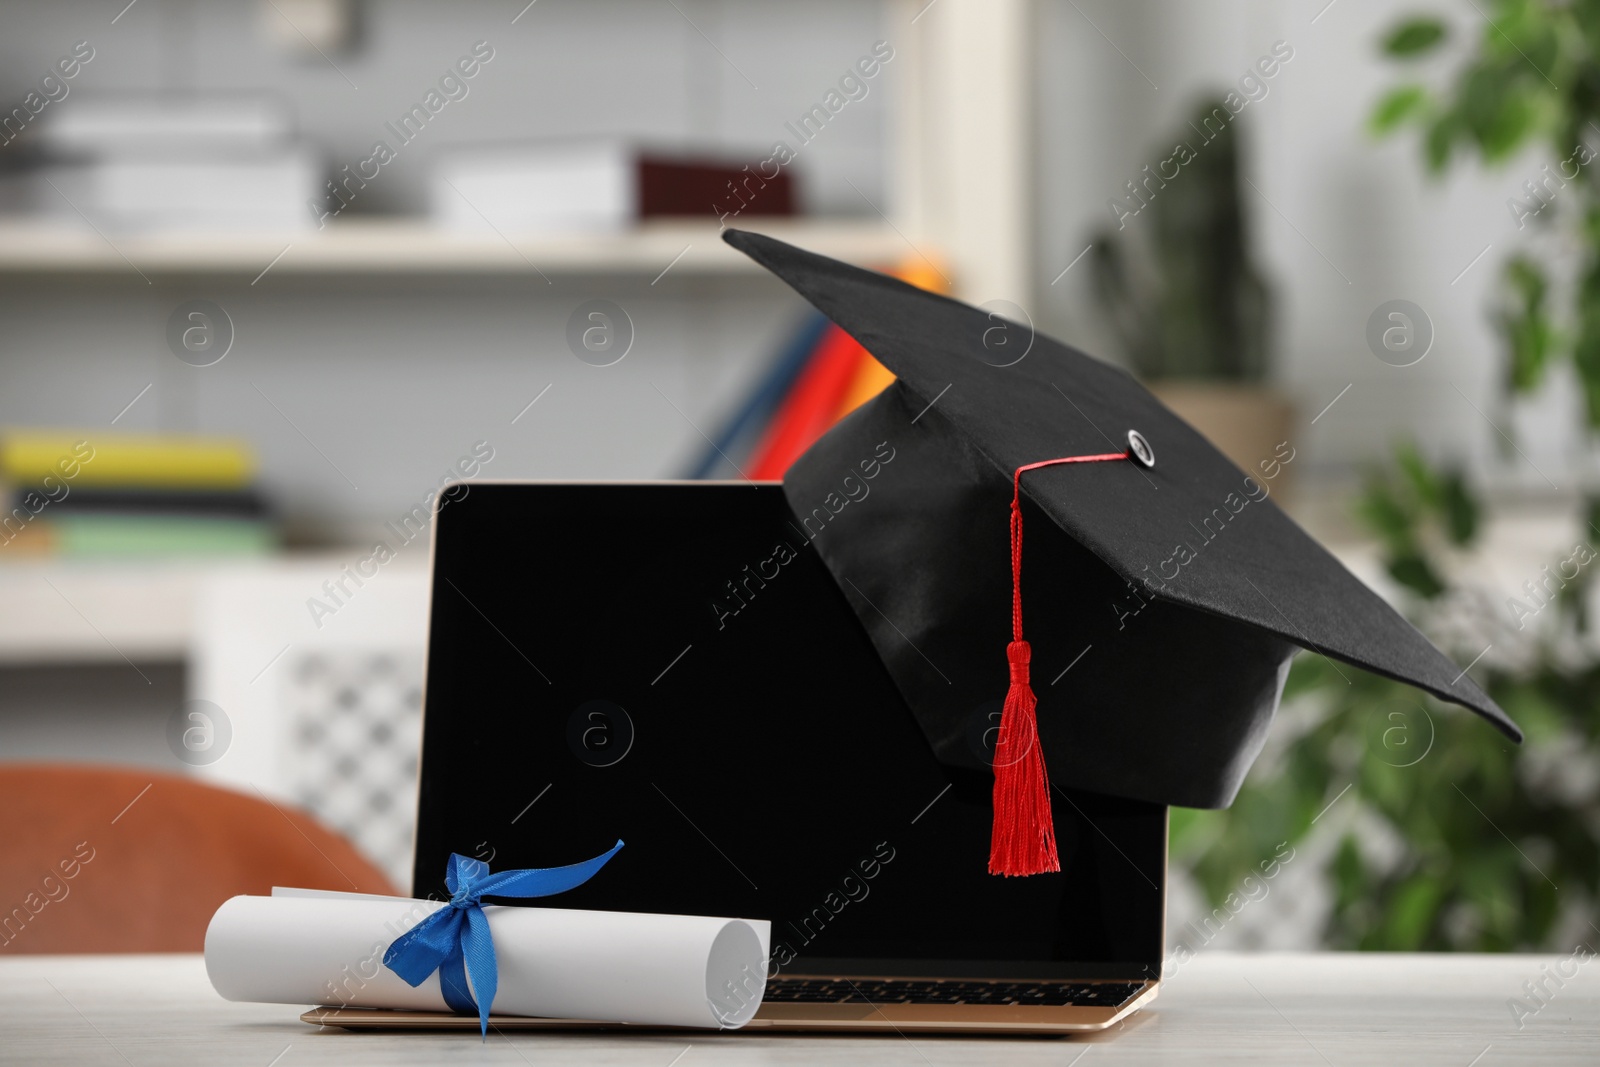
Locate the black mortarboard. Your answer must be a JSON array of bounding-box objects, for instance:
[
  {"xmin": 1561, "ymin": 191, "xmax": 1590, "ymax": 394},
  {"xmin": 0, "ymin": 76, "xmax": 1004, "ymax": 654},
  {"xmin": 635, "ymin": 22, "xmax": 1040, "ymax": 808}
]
[{"xmin": 723, "ymin": 228, "xmax": 1521, "ymax": 877}]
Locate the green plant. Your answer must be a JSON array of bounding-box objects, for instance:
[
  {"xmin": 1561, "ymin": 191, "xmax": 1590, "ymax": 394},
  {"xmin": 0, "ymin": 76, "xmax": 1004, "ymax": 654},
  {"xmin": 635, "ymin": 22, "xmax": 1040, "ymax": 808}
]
[
  {"xmin": 1172, "ymin": 453, "xmax": 1600, "ymax": 950},
  {"xmin": 1167, "ymin": 0, "xmax": 1600, "ymax": 954},
  {"xmin": 1370, "ymin": 2, "xmax": 1600, "ymax": 420},
  {"xmin": 1090, "ymin": 98, "xmax": 1272, "ymax": 381},
  {"xmin": 1160, "ymin": 4, "xmax": 1600, "ymax": 950}
]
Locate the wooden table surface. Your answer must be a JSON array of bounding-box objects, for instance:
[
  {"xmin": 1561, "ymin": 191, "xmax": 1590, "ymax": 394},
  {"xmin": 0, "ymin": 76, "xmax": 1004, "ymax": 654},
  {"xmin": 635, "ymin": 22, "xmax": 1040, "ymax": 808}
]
[{"xmin": 2, "ymin": 951, "xmax": 1596, "ymax": 1065}]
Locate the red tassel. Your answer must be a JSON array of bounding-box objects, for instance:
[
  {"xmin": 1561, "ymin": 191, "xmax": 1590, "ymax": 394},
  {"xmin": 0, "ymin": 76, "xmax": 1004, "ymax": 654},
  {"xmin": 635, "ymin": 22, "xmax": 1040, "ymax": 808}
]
[
  {"xmin": 989, "ymin": 638, "xmax": 1059, "ymax": 875},
  {"xmin": 989, "ymin": 450, "xmax": 1128, "ymax": 877}
]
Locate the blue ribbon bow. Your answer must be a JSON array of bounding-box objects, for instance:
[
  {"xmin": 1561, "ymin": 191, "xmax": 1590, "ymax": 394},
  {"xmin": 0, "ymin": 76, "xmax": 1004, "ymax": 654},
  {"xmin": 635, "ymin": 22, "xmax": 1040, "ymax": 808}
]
[{"xmin": 382, "ymin": 840, "xmax": 624, "ymax": 1037}]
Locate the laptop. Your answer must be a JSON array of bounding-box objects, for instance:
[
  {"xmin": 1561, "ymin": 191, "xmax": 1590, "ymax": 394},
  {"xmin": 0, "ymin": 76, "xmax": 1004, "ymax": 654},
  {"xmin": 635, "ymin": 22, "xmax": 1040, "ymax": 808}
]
[{"xmin": 400, "ymin": 482, "xmax": 1166, "ymax": 1035}]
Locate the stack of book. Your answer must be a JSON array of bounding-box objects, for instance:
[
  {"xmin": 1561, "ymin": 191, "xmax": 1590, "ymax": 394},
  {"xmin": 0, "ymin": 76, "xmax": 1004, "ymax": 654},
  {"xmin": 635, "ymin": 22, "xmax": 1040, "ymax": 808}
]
[
  {"xmin": 431, "ymin": 139, "xmax": 796, "ymax": 235},
  {"xmin": 686, "ymin": 257, "xmax": 945, "ymax": 480},
  {"xmin": 0, "ymin": 431, "xmax": 276, "ymax": 558},
  {"xmin": 30, "ymin": 96, "xmax": 319, "ymax": 232}
]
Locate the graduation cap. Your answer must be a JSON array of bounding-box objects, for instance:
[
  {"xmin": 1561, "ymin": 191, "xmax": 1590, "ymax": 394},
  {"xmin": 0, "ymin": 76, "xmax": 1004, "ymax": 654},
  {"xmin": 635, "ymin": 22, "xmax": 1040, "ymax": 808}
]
[{"xmin": 723, "ymin": 228, "xmax": 1521, "ymax": 877}]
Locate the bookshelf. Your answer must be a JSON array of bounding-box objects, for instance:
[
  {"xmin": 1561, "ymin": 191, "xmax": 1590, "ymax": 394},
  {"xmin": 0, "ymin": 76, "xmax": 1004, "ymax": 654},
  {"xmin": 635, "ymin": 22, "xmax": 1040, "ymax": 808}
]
[
  {"xmin": 0, "ymin": 219, "xmax": 912, "ymax": 278},
  {"xmin": 0, "ymin": 0, "xmax": 1036, "ymax": 301},
  {"xmin": 0, "ymin": 559, "xmax": 213, "ymax": 665},
  {"xmin": 0, "ymin": 555, "xmax": 419, "ymax": 665},
  {"xmin": 0, "ymin": 0, "xmax": 1043, "ymax": 668}
]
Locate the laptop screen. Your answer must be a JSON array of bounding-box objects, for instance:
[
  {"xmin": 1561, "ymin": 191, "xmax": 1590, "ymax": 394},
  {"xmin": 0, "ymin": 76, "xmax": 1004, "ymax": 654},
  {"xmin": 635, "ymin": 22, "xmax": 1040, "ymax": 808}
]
[{"xmin": 414, "ymin": 483, "xmax": 1165, "ymax": 981}]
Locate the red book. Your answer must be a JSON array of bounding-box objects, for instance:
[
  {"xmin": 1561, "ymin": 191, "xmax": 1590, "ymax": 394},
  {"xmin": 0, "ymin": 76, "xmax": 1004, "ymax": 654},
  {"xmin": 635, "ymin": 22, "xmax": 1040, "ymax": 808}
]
[
  {"xmin": 748, "ymin": 325, "xmax": 865, "ymax": 479},
  {"xmin": 639, "ymin": 156, "xmax": 794, "ymax": 218}
]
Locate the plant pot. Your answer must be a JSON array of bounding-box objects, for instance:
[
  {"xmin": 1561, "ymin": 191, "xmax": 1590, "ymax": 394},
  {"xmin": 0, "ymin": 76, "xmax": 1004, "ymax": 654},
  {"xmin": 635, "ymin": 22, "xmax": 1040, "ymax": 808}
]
[{"xmin": 1146, "ymin": 382, "xmax": 1297, "ymax": 493}]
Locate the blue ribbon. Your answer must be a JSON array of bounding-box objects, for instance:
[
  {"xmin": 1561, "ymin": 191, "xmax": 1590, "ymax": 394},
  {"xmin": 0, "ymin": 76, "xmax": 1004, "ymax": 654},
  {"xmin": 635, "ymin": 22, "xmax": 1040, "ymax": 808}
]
[{"xmin": 382, "ymin": 840, "xmax": 624, "ymax": 1037}]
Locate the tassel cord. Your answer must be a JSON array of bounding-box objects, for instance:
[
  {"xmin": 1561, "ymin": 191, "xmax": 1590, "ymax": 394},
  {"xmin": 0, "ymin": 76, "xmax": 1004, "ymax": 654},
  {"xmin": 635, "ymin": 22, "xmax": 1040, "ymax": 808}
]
[{"xmin": 989, "ymin": 449, "xmax": 1128, "ymax": 877}]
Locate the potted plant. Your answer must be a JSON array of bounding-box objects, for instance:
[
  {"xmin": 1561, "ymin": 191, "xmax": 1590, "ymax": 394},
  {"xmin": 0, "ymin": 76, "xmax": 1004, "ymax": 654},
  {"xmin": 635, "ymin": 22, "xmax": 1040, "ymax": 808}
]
[{"xmin": 1090, "ymin": 97, "xmax": 1294, "ymax": 485}]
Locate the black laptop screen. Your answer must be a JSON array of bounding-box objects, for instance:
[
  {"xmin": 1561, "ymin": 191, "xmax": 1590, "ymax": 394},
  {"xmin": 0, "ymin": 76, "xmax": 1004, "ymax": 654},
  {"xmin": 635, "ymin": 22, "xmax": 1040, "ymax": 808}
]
[{"xmin": 414, "ymin": 483, "xmax": 1165, "ymax": 980}]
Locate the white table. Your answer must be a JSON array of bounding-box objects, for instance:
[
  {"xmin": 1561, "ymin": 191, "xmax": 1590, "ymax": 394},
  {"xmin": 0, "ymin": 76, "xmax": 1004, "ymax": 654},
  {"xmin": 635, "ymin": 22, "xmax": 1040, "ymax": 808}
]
[{"xmin": 2, "ymin": 952, "xmax": 1595, "ymax": 1065}]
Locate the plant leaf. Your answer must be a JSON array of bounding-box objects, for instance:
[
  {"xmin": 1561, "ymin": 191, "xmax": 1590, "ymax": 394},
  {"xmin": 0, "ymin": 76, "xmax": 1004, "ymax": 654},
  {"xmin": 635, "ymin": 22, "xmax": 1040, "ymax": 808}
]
[
  {"xmin": 1355, "ymin": 478, "xmax": 1414, "ymax": 550},
  {"xmin": 1425, "ymin": 111, "xmax": 1461, "ymax": 171},
  {"xmin": 1383, "ymin": 874, "xmax": 1444, "ymax": 949},
  {"xmin": 1384, "ymin": 18, "xmax": 1448, "ymax": 56},
  {"xmin": 1388, "ymin": 551, "xmax": 1448, "ymax": 598},
  {"xmin": 1501, "ymin": 258, "xmax": 1556, "ymax": 392},
  {"xmin": 1397, "ymin": 441, "xmax": 1442, "ymax": 508},
  {"xmin": 1371, "ymin": 84, "xmax": 1430, "ymax": 134},
  {"xmin": 1440, "ymin": 472, "xmax": 1479, "ymax": 545}
]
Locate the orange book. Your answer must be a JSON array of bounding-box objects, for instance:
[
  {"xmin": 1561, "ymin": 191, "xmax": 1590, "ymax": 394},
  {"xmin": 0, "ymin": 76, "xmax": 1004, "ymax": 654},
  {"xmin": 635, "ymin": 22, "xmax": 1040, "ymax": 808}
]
[
  {"xmin": 833, "ymin": 350, "xmax": 896, "ymax": 421},
  {"xmin": 831, "ymin": 257, "xmax": 948, "ymax": 421}
]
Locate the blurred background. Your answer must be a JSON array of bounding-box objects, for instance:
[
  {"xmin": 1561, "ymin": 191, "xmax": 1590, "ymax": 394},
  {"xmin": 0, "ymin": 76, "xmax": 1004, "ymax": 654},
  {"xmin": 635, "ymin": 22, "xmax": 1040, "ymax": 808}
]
[{"xmin": 0, "ymin": 0, "xmax": 1595, "ymax": 958}]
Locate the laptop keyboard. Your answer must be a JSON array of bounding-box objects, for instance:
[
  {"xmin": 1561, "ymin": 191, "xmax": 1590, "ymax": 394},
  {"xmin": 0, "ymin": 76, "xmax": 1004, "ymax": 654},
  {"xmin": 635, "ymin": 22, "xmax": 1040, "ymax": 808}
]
[{"xmin": 761, "ymin": 978, "xmax": 1145, "ymax": 1008}]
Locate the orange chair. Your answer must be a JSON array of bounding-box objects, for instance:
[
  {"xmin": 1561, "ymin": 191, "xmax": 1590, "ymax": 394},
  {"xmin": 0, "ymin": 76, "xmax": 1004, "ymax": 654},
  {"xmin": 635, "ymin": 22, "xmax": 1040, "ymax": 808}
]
[{"xmin": 0, "ymin": 764, "xmax": 398, "ymax": 954}]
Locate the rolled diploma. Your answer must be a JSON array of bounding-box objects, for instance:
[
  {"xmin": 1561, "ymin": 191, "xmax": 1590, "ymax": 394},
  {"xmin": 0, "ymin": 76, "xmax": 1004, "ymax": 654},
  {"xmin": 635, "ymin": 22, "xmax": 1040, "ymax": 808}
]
[{"xmin": 205, "ymin": 892, "xmax": 770, "ymax": 1029}]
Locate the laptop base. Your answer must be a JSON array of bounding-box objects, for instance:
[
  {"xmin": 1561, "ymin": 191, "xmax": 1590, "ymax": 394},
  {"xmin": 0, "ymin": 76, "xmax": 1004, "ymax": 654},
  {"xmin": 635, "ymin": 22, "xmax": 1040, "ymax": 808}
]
[{"xmin": 300, "ymin": 981, "xmax": 1157, "ymax": 1036}]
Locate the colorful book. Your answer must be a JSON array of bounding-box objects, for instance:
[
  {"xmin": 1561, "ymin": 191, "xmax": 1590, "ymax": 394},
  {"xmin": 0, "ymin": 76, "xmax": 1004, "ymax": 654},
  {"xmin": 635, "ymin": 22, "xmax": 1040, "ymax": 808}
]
[
  {"xmin": 0, "ymin": 431, "xmax": 256, "ymax": 489},
  {"xmin": 14, "ymin": 487, "xmax": 271, "ymax": 518},
  {"xmin": 40, "ymin": 514, "xmax": 276, "ymax": 557},
  {"xmin": 686, "ymin": 254, "xmax": 948, "ymax": 481},
  {"xmin": 748, "ymin": 325, "xmax": 866, "ymax": 480},
  {"xmin": 686, "ymin": 313, "xmax": 829, "ymax": 480}
]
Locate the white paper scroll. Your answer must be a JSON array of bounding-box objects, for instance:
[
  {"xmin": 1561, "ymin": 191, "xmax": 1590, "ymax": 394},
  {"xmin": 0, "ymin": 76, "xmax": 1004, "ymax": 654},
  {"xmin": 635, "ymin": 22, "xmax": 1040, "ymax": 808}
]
[{"xmin": 205, "ymin": 889, "xmax": 770, "ymax": 1029}]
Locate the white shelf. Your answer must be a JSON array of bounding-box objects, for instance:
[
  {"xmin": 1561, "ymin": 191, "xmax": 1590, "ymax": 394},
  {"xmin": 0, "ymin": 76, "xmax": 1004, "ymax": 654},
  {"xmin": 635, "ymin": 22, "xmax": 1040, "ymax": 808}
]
[
  {"xmin": 0, "ymin": 555, "xmax": 419, "ymax": 665},
  {"xmin": 0, "ymin": 560, "xmax": 203, "ymax": 664},
  {"xmin": 0, "ymin": 218, "xmax": 914, "ymax": 277}
]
